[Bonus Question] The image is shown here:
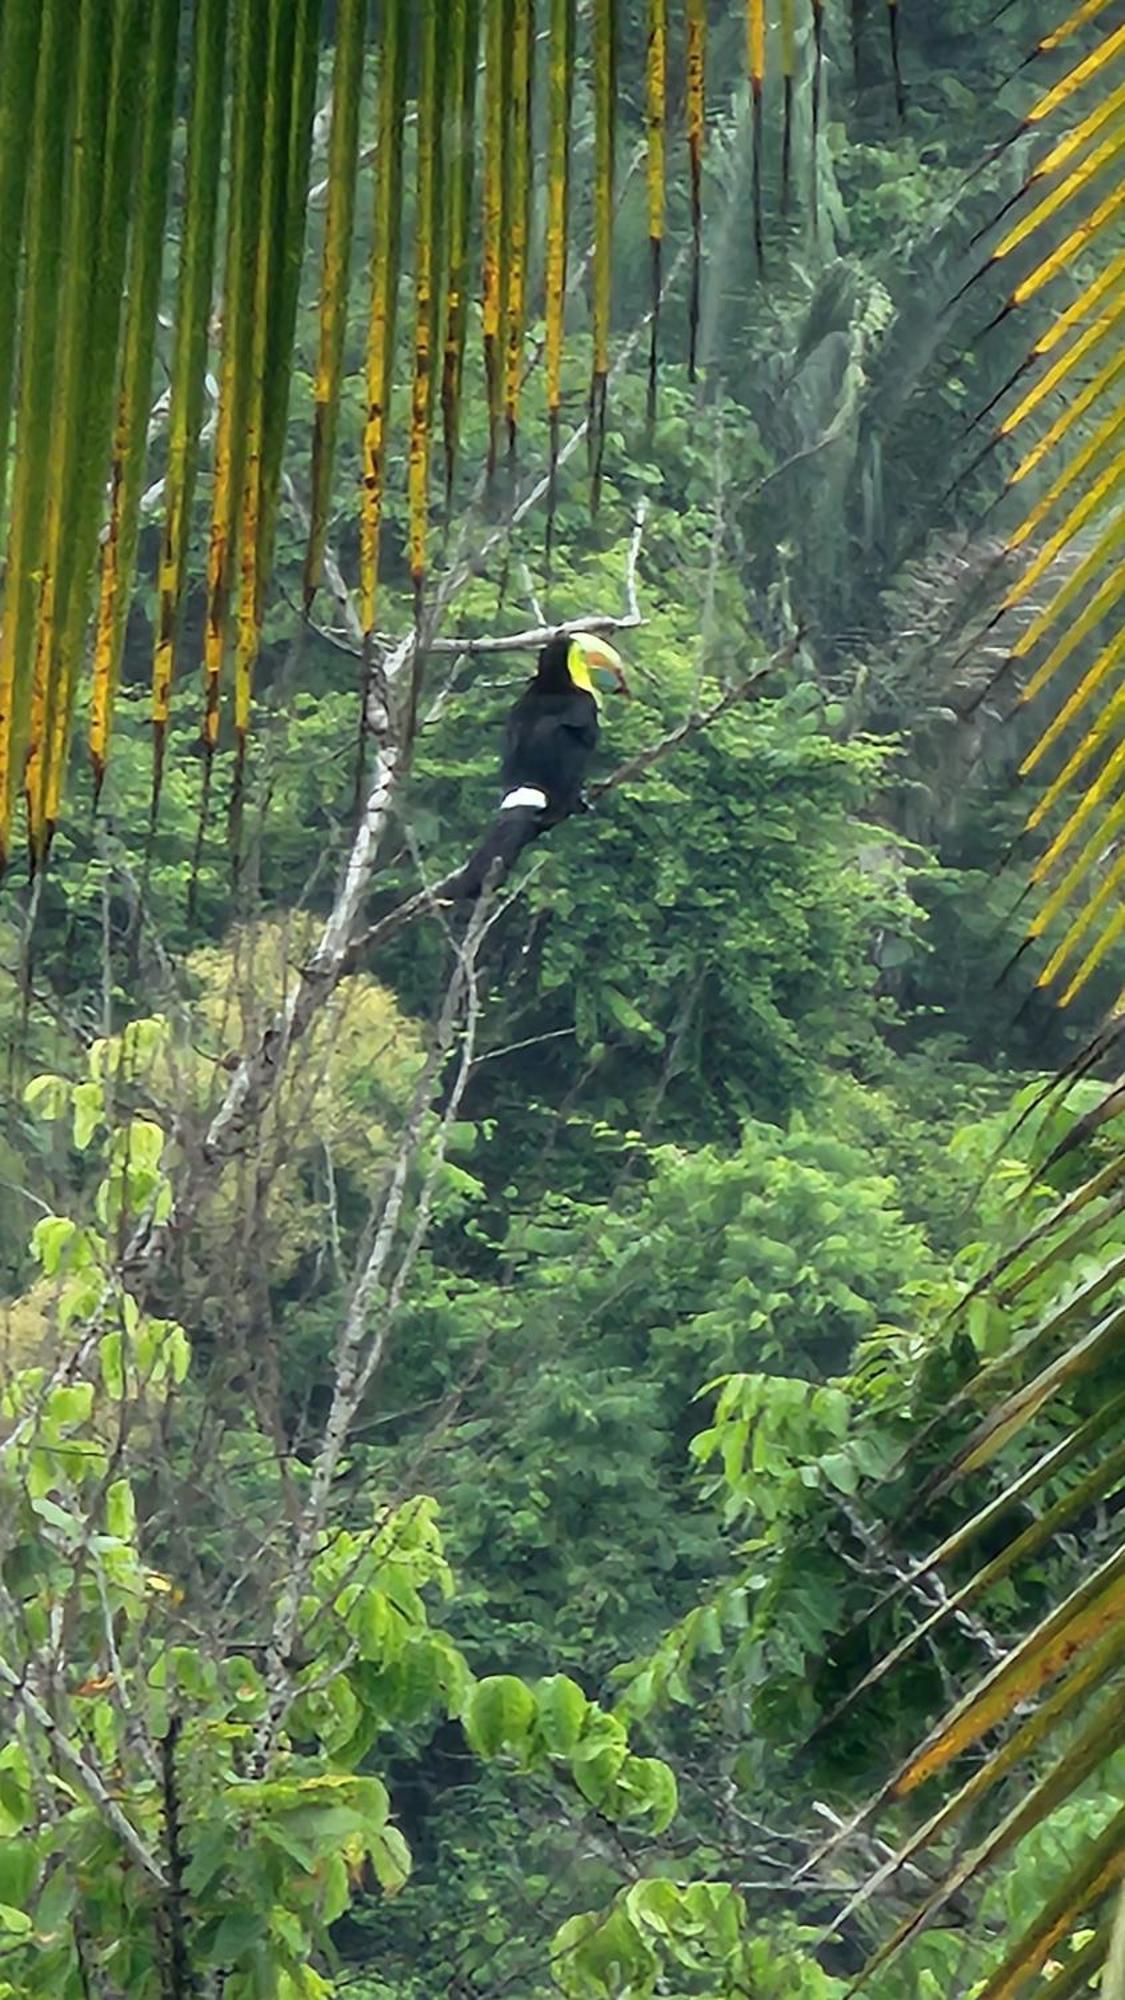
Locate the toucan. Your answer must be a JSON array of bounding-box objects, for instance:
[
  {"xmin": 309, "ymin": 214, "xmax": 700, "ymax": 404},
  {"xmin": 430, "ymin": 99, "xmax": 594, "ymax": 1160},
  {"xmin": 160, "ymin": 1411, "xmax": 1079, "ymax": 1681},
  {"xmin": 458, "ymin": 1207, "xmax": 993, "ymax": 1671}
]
[{"xmin": 453, "ymin": 631, "xmax": 630, "ymax": 899}]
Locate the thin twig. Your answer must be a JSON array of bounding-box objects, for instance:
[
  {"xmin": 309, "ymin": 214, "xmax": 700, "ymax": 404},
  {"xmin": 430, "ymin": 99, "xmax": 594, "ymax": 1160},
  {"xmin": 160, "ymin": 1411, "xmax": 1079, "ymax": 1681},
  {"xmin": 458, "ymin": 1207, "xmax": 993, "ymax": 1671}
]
[
  {"xmin": 255, "ymin": 896, "xmax": 492, "ymax": 1759},
  {"xmin": 0, "ymin": 1640, "xmax": 166, "ymax": 1886}
]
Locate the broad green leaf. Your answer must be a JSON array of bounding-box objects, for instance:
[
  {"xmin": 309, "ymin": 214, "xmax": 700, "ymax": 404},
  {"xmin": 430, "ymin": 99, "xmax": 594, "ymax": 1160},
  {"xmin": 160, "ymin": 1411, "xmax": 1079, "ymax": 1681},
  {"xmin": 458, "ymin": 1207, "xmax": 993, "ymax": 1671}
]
[
  {"xmin": 463, "ymin": 1675, "xmax": 537, "ymax": 1758},
  {"xmin": 105, "ymin": 1478, "xmax": 137, "ymax": 1542},
  {"xmin": 368, "ymin": 1823, "xmax": 412, "ymax": 1895},
  {"xmin": 535, "ymin": 1674, "xmax": 589, "ymax": 1757}
]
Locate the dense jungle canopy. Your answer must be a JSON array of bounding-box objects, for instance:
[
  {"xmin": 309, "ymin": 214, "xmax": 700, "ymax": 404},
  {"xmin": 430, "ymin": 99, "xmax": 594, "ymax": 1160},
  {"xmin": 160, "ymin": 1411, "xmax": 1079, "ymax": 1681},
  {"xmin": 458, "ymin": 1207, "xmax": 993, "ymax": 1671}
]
[{"xmin": 0, "ymin": 2, "xmax": 1123, "ymax": 1996}]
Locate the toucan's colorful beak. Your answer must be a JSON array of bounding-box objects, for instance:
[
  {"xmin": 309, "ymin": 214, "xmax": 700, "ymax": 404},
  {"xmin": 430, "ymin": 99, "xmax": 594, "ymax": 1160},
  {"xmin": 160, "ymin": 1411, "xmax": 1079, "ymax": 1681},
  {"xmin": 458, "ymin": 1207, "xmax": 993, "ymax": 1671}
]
[{"xmin": 583, "ymin": 637, "xmax": 631, "ymax": 698}]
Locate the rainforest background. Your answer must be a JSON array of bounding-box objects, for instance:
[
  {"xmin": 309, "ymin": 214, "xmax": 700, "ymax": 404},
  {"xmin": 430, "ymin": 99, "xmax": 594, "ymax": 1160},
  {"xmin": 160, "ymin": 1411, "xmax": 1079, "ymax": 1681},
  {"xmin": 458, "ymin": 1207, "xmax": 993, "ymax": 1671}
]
[{"xmin": 0, "ymin": 2, "xmax": 1123, "ymax": 1996}]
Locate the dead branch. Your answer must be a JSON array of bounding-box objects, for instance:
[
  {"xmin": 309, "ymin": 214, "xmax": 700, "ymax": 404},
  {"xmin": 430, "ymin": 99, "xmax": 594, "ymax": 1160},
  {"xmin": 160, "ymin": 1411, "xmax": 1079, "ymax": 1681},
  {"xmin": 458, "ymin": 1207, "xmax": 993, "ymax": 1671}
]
[
  {"xmin": 256, "ymin": 893, "xmax": 492, "ymax": 1758},
  {"xmin": 0, "ymin": 1625, "xmax": 167, "ymax": 1886}
]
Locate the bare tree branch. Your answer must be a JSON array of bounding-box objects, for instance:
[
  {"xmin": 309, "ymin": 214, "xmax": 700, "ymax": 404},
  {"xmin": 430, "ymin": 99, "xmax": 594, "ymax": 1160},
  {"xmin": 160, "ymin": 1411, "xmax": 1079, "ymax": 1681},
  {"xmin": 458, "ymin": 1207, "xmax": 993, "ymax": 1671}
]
[
  {"xmin": 0, "ymin": 1633, "xmax": 167, "ymax": 1886},
  {"xmin": 256, "ymin": 894, "xmax": 492, "ymax": 1757}
]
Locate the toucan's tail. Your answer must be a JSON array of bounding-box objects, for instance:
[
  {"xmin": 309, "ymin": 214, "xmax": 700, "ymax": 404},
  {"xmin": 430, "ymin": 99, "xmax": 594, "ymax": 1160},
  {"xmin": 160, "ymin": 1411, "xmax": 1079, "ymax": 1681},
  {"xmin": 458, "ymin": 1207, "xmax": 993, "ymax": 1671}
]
[{"xmin": 452, "ymin": 801, "xmax": 545, "ymax": 900}]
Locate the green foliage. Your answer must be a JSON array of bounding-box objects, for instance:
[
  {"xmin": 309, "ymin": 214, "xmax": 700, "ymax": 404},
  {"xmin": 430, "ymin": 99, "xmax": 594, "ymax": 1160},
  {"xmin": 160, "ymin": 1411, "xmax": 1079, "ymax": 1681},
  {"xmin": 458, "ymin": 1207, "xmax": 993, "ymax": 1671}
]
[
  {"xmin": 0, "ymin": 1092, "xmax": 695, "ymax": 1997},
  {"xmin": 2, "ymin": 8, "xmax": 1120, "ymax": 1992},
  {"xmin": 552, "ymin": 1883, "xmax": 841, "ymax": 1998}
]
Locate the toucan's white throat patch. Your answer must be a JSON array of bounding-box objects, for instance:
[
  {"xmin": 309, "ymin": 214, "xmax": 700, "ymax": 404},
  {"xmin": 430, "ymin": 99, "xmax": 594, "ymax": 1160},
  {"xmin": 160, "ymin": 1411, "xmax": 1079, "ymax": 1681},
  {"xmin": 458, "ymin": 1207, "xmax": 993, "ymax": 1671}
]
[{"xmin": 500, "ymin": 787, "xmax": 548, "ymax": 811}]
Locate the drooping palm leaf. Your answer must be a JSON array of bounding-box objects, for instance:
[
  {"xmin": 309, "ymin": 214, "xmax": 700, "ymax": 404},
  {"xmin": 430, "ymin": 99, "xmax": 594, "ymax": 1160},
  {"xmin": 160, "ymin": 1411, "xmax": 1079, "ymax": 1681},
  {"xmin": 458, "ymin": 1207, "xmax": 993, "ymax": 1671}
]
[
  {"xmin": 780, "ymin": 0, "xmax": 797, "ymax": 210},
  {"xmin": 441, "ymin": 0, "xmax": 481, "ymax": 507},
  {"xmin": 589, "ymin": 0, "xmax": 617, "ymax": 511},
  {"xmin": 90, "ymin": 0, "xmax": 181, "ymax": 799},
  {"xmin": 810, "ymin": 0, "xmax": 825, "ymax": 226},
  {"xmin": 256, "ymin": 0, "xmax": 322, "ymax": 631},
  {"xmin": 303, "ymin": 0, "xmax": 367, "ymax": 612},
  {"xmin": 645, "ymin": 0, "xmax": 668, "ymax": 421},
  {"xmin": 0, "ymin": 1, "xmax": 918, "ymax": 859},
  {"xmin": 481, "ymin": 0, "xmax": 510, "ymax": 483},
  {"xmin": 503, "ymin": 0, "xmax": 534, "ymax": 462},
  {"xmin": 22, "ymin": 2, "xmax": 117, "ymax": 862},
  {"xmin": 970, "ymin": 20, "xmax": 1125, "ymax": 1014},
  {"xmin": 0, "ymin": 6, "xmax": 41, "ymax": 541},
  {"xmin": 831, "ymin": 36, "xmax": 1125, "ymax": 1974},
  {"xmin": 408, "ymin": 0, "xmax": 441, "ymax": 627},
  {"xmin": 231, "ymin": 0, "xmax": 289, "ymax": 808},
  {"xmin": 34, "ymin": 0, "xmax": 147, "ymax": 857},
  {"xmin": 151, "ymin": 0, "xmax": 228, "ymax": 816},
  {"xmin": 545, "ymin": 0, "xmax": 577, "ymax": 566},
  {"xmin": 233, "ymin": 0, "xmax": 322, "ymax": 831},
  {"xmin": 685, "ymin": 0, "xmax": 706, "ymax": 383},
  {"xmin": 747, "ymin": 0, "xmax": 765, "ymax": 264},
  {"xmin": 200, "ymin": 0, "xmax": 269, "ymax": 789},
  {"xmin": 0, "ymin": 0, "xmax": 76, "ymax": 870},
  {"xmin": 887, "ymin": 0, "xmax": 904, "ymax": 118},
  {"xmin": 360, "ymin": 0, "xmax": 408, "ymax": 640}
]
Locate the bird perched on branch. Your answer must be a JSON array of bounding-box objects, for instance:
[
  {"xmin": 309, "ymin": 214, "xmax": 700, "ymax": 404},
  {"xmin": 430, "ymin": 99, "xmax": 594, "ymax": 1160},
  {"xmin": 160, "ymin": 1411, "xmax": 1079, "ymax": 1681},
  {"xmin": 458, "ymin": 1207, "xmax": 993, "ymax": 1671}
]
[{"xmin": 453, "ymin": 631, "xmax": 630, "ymax": 899}]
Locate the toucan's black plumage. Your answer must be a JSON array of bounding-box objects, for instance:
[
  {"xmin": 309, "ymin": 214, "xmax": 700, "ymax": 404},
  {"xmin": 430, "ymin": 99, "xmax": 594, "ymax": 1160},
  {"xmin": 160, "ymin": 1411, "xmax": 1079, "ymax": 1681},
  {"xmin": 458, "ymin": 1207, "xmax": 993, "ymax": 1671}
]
[{"xmin": 454, "ymin": 633, "xmax": 627, "ymax": 899}]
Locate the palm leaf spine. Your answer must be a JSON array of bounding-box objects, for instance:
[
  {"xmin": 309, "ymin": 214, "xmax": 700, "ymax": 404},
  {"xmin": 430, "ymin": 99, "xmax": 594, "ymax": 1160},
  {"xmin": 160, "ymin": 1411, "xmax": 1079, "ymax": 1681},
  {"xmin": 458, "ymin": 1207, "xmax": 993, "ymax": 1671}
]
[
  {"xmin": 1008, "ymin": 358, "xmax": 1125, "ymax": 543},
  {"xmin": 1008, "ymin": 349, "xmax": 1125, "ymax": 500},
  {"xmin": 589, "ymin": 0, "xmax": 616, "ymax": 508},
  {"xmin": 971, "ymin": 1803, "xmax": 1125, "ymax": 2000},
  {"xmin": 360, "ymin": 0, "xmax": 407, "ymax": 636},
  {"xmin": 1000, "ymin": 294, "xmax": 1125, "ymax": 450},
  {"xmin": 846, "ymin": 1621, "xmax": 1125, "ymax": 1963},
  {"xmin": 686, "ymin": 0, "xmax": 706, "ymax": 380},
  {"xmin": 748, "ymin": 0, "xmax": 765, "ymax": 260},
  {"xmin": 150, "ymin": 0, "xmax": 228, "ymax": 811},
  {"xmin": 1022, "ymin": 613, "xmax": 1125, "ymax": 776},
  {"xmin": 233, "ymin": 0, "xmax": 292, "ymax": 769},
  {"xmin": 1039, "ymin": 848, "xmax": 1125, "ymax": 992},
  {"xmin": 780, "ymin": 0, "xmax": 796, "ymax": 208},
  {"xmin": 408, "ymin": 0, "xmax": 440, "ymax": 601},
  {"xmin": 503, "ymin": 0, "xmax": 533, "ymax": 458},
  {"xmin": 247, "ymin": 0, "xmax": 322, "ymax": 715},
  {"xmin": 1056, "ymin": 902, "xmax": 1125, "ymax": 1005},
  {"xmin": 42, "ymin": 0, "xmax": 147, "ymax": 839},
  {"xmin": 0, "ymin": 5, "xmax": 41, "ymax": 538},
  {"xmin": 810, "ymin": 0, "xmax": 824, "ymax": 226},
  {"xmin": 1027, "ymin": 22, "xmax": 1125, "ymax": 127},
  {"xmin": 1007, "ymin": 444, "xmax": 1125, "ymax": 618},
  {"xmin": 481, "ymin": 0, "xmax": 509, "ymax": 479},
  {"xmin": 1040, "ymin": 0, "xmax": 1118, "ymax": 53},
  {"xmin": 1034, "ymin": 252, "xmax": 1125, "ymax": 358},
  {"xmin": 303, "ymin": 0, "xmax": 367, "ymax": 611},
  {"xmin": 1013, "ymin": 511, "xmax": 1125, "ymax": 703},
  {"xmin": 1031, "ymin": 723, "xmax": 1125, "ymax": 884},
  {"xmin": 90, "ymin": 0, "xmax": 181, "ymax": 794},
  {"xmin": 545, "ymin": 0, "xmax": 576, "ymax": 562},
  {"xmin": 887, "ymin": 0, "xmax": 904, "ymax": 118},
  {"xmin": 1029, "ymin": 788, "xmax": 1125, "ymax": 956},
  {"xmin": 860, "ymin": 1693, "xmax": 1125, "ymax": 1989},
  {"xmin": 24, "ymin": 0, "xmax": 115, "ymax": 857},
  {"xmin": 1027, "ymin": 77, "xmax": 1125, "ymax": 184},
  {"xmin": 645, "ymin": 0, "xmax": 667, "ymax": 421},
  {"xmin": 201, "ymin": 0, "xmax": 269, "ymax": 757},
  {"xmin": 441, "ymin": 0, "xmax": 481, "ymax": 505},
  {"xmin": 993, "ymin": 130, "xmax": 1125, "ymax": 267}
]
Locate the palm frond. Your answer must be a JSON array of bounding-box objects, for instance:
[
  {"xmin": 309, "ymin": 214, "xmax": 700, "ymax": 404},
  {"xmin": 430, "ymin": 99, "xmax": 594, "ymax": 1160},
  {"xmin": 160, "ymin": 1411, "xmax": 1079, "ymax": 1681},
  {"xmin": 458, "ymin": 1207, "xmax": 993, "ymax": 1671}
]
[{"xmin": 0, "ymin": 0, "xmax": 919, "ymax": 854}]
